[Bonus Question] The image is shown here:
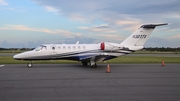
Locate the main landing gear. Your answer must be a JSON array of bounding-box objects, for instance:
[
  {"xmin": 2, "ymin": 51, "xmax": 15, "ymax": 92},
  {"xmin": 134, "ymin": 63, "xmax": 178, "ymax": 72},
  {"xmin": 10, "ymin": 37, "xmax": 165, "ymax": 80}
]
[
  {"xmin": 82, "ymin": 62, "xmax": 88, "ymax": 66},
  {"xmin": 90, "ymin": 63, "xmax": 97, "ymax": 68},
  {"xmin": 81, "ymin": 62, "xmax": 97, "ymax": 68}
]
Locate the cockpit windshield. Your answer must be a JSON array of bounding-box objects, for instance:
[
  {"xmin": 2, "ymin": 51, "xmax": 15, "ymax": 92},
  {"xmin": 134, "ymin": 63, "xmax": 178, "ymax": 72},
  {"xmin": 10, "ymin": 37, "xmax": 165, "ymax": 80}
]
[{"xmin": 34, "ymin": 45, "xmax": 46, "ymax": 51}]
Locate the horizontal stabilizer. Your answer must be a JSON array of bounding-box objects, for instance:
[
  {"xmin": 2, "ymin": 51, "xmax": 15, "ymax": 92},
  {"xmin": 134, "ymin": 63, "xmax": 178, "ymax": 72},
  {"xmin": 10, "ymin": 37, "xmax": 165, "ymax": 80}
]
[{"xmin": 140, "ymin": 23, "xmax": 168, "ymax": 29}]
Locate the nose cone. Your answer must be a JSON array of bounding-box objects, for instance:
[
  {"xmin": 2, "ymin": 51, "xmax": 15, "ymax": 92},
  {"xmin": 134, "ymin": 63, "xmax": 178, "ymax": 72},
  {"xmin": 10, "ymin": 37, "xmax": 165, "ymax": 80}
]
[
  {"xmin": 13, "ymin": 54, "xmax": 23, "ymax": 60},
  {"xmin": 13, "ymin": 51, "xmax": 34, "ymax": 60},
  {"xmin": 13, "ymin": 51, "xmax": 30, "ymax": 60}
]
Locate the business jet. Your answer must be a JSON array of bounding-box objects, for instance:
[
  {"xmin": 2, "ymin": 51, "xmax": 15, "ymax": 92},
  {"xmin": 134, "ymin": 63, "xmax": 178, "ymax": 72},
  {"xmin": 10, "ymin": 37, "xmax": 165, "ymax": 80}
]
[{"xmin": 13, "ymin": 23, "xmax": 168, "ymax": 68}]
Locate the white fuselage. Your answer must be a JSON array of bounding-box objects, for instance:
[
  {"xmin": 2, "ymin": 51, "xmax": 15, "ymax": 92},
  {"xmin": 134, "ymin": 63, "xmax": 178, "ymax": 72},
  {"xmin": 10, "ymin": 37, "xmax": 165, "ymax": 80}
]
[{"xmin": 13, "ymin": 42, "xmax": 139, "ymax": 61}]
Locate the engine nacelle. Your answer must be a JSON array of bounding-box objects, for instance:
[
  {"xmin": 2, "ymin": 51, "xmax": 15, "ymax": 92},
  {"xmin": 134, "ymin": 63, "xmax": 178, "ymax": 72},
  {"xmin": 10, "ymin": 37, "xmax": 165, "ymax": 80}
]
[{"xmin": 100, "ymin": 42, "xmax": 124, "ymax": 51}]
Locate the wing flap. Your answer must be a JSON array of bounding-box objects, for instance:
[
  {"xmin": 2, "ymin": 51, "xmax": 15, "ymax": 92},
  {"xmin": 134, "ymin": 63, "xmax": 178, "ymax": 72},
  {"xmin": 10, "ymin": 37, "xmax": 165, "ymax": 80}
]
[{"xmin": 80, "ymin": 55, "xmax": 109, "ymax": 63}]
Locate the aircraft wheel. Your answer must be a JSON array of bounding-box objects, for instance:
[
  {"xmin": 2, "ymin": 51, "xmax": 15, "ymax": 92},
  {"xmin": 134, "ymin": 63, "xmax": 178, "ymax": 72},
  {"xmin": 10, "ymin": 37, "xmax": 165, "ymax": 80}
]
[
  {"xmin": 82, "ymin": 62, "xmax": 88, "ymax": 66},
  {"xmin": 91, "ymin": 63, "xmax": 97, "ymax": 68},
  {"xmin": 27, "ymin": 63, "xmax": 33, "ymax": 68}
]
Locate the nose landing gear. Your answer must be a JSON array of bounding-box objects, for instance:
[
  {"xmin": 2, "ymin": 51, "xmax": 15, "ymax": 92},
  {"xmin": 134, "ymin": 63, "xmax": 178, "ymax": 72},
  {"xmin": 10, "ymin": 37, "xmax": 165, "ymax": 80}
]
[{"xmin": 27, "ymin": 62, "xmax": 33, "ymax": 68}]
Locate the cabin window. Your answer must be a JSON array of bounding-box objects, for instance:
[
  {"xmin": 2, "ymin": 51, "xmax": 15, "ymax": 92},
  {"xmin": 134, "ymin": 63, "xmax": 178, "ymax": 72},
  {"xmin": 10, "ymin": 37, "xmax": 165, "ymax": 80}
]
[
  {"xmin": 78, "ymin": 46, "xmax": 81, "ymax": 50},
  {"xmin": 42, "ymin": 46, "xmax": 47, "ymax": 50},
  {"xmin": 34, "ymin": 45, "xmax": 46, "ymax": 51},
  {"xmin": 52, "ymin": 47, "xmax": 55, "ymax": 50},
  {"xmin": 68, "ymin": 46, "xmax": 71, "ymax": 50},
  {"xmin": 35, "ymin": 46, "xmax": 42, "ymax": 51},
  {"xmin": 63, "ymin": 46, "xmax": 66, "ymax": 50},
  {"xmin": 58, "ymin": 46, "xmax": 61, "ymax": 50},
  {"xmin": 73, "ymin": 46, "xmax": 76, "ymax": 50},
  {"xmin": 82, "ymin": 46, "xmax": 86, "ymax": 50}
]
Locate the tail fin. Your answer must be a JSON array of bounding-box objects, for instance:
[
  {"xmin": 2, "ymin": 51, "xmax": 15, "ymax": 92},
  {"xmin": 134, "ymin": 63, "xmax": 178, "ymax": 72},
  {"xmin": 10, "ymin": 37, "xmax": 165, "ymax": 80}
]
[{"xmin": 120, "ymin": 23, "xmax": 168, "ymax": 46}]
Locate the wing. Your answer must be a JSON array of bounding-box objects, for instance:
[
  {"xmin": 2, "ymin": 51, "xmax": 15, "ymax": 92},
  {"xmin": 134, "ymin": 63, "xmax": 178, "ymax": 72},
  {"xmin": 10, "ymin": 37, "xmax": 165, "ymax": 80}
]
[{"xmin": 79, "ymin": 54, "xmax": 116, "ymax": 63}]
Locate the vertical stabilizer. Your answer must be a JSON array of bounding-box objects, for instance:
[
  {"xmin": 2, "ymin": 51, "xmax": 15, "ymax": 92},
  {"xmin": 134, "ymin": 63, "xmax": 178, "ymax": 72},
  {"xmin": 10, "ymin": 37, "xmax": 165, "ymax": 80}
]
[{"xmin": 120, "ymin": 23, "xmax": 168, "ymax": 46}]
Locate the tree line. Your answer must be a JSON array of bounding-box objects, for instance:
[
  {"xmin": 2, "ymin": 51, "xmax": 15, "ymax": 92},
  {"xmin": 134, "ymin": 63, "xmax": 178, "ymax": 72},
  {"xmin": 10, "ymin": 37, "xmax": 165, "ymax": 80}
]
[
  {"xmin": 0, "ymin": 48, "xmax": 33, "ymax": 51},
  {"xmin": 143, "ymin": 47, "xmax": 180, "ymax": 52}
]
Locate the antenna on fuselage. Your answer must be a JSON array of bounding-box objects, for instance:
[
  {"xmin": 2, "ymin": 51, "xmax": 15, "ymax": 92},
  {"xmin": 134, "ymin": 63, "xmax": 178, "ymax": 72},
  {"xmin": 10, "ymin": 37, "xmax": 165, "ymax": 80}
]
[{"xmin": 76, "ymin": 41, "xmax": 79, "ymax": 44}]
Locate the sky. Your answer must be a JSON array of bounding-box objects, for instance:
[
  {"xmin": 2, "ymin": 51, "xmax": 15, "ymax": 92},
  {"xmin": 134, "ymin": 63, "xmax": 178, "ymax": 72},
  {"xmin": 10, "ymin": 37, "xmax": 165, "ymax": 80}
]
[{"xmin": 0, "ymin": 0, "xmax": 180, "ymax": 48}]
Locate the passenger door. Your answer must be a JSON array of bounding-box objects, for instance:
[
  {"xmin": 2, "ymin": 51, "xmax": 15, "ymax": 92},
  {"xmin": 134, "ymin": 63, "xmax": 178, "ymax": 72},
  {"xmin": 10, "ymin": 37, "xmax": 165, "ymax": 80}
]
[{"xmin": 51, "ymin": 46, "xmax": 57, "ymax": 59}]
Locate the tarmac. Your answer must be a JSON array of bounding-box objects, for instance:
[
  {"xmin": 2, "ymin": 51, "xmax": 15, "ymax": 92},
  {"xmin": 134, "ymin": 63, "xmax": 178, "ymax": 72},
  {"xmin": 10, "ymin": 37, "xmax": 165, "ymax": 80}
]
[{"xmin": 0, "ymin": 64, "xmax": 180, "ymax": 101}]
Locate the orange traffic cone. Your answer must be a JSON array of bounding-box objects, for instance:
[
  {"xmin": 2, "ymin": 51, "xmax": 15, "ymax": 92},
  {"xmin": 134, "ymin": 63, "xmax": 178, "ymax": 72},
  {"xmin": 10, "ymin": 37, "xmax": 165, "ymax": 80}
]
[
  {"xmin": 162, "ymin": 60, "xmax": 165, "ymax": 66},
  {"xmin": 106, "ymin": 64, "xmax": 111, "ymax": 73}
]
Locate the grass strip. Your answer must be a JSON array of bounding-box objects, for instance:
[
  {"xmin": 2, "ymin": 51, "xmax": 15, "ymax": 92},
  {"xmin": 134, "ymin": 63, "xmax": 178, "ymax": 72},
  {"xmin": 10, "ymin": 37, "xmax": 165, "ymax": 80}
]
[{"xmin": 0, "ymin": 56, "xmax": 180, "ymax": 64}]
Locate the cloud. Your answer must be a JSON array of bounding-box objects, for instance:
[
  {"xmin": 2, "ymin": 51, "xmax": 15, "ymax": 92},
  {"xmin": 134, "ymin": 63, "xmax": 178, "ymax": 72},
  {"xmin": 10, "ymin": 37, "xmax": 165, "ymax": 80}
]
[
  {"xmin": 98, "ymin": 34, "xmax": 124, "ymax": 42},
  {"xmin": 0, "ymin": 40, "xmax": 44, "ymax": 48},
  {"xmin": 0, "ymin": 0, "xmax": 8, "ymax": 5},
  {"xmin": 167, "ymin": 28, "xmax": 180, "ymax": 32},
  {"xmin": 31, "ymin": 0, "xmax": 178, "ymax": 31},
  {"xmin": 107, "ymin": 18, "xmax": 142, "ymax": 31},
  {"xmin": 79, "ymin": 24, "xmax": 117, "ymax": 32},
  {"xmin": 0, "ymin": 25, "xmax": 82, "ymax": 38},
  {"xmin": 0, "ymin": 36, "xmax": 96, "ymax": 48},
  {"xmin": 45, "ymin": 6, "xmax": 59, "ymax": 14},
  {"xmin": 31, "ymin": 0, "xmax": 180, "ymax": 19},
  {"xmin": 10, "ymin": 0, "xmax": 178, "ymax": 47},
  {"xmin": 170, "ymin": 34, "xmax": 180, "ymax": 39},
  {"xmin": 62, "ymin": 36, "xmax": 96, "ymax": 44},
  {"xmin": 103, "ymin": 0, "xmax": 180, "ymax": 15},
  {"xmin": 68, "ymin": 13, "xmax": 93, "ymax": 23},
  {"xmin": 145, "ymin": 37, "xmax": 177, "ymax": 47}
]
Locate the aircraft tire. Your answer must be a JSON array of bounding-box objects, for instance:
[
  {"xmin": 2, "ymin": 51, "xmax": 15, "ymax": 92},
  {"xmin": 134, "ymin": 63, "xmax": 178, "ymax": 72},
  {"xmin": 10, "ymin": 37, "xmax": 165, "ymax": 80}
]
[
  {"xmin": 91, "ymin": 63, "xmax": 97, "ymax": 68},
  {"xmin": 27, "ymin": 63, "xmax": 33, "ymax": 68},
  {"xmin": 82, "ymin": 62, "xmax": 88, "ymax": 66}
]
